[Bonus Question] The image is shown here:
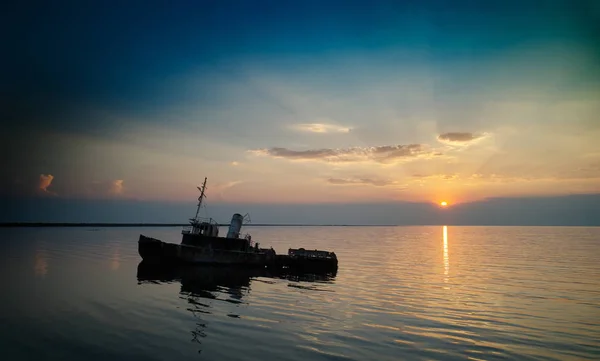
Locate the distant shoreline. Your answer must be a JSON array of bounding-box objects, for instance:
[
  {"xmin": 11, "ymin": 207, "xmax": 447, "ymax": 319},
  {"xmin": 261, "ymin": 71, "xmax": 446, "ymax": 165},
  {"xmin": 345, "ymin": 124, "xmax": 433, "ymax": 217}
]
[
  {"xmin": 0, "ymin": 223, "xmax": 190, "ymax": 227},
  {"xmin": 0, "ymin": 223, "xmax": 596, "ymax": 227},
  {"xmin": 0, "ymin": 223, "xmax": 397, "ymax": 227}
]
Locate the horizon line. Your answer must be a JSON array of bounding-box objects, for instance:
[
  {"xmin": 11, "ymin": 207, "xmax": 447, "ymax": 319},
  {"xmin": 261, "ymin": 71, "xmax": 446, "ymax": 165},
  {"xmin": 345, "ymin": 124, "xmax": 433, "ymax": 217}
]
[{"xmin": 1, "ymin": 222, "xmax": 598, "ymax": 228}]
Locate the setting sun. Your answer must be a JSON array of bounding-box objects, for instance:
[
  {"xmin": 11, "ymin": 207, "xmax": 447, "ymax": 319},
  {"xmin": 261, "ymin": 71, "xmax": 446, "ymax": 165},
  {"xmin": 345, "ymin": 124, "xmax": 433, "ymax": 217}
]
[{"xmin": 440, "ymin": 201, "xmax": 448, "ymax": 207}]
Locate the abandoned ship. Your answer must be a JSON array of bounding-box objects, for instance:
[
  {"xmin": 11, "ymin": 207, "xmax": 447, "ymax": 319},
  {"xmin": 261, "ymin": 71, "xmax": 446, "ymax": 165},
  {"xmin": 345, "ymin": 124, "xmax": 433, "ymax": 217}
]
[{"xmin": 138, "ymin": 178, "xmax": 338, "ymax": 272}]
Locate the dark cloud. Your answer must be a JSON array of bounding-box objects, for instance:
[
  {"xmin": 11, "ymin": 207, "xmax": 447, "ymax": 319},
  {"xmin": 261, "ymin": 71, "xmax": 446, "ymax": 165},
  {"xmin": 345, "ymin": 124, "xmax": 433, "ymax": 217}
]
[
  {"xmin": 437, "ymin": 132, "xmax": 484, "ymax": 143},
  {"xmin": 251, "ymin": 144, "xmax": 436, "ymax": 163},
  {"xmin": 2, "ymin": 1, "xmax": 235, "ymax": 139},
  {"xmin": 264, "ymin": 147, "xmax": 338, "ymax": 160},
  {"xmin": 327, "ymin": 178, "xmax": 401, "ymax": 187}
]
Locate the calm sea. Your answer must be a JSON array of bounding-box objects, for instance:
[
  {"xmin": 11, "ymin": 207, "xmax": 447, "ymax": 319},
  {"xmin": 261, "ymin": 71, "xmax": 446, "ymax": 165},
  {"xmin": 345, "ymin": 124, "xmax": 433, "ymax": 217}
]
[{"xmin": 1, "ymin": 226, "xmax": 599, "ymax": 360}]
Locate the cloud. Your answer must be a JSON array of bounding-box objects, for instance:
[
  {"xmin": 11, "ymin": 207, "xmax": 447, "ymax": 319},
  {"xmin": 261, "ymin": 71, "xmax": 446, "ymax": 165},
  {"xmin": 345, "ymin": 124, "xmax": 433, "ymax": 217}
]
[
  {"xmin": 110, "ymin": 180, "xmax": 124, "ymax": 195},
  {"xmin": 39, "ymin": 174, "xmax": 56, "ymax": 195},
  {"xmin": 412, "ymin": 174, "xmax": 458, "ymax": 180},
  {"xmin": 327, "ymin": 177, "xmax": 405, "ymax": 187},
  {"xmin": 211, "ymin": 180, "xmax": 244, "ymax": 200},
  {"xmin": 412, "ymin": 172, "xmax": 538, "ymax": 183},
  {"xmin": 437, "ymin": 132, "xmax": 488, "ymax": 145},
  {"xmin": 249, "ymin": 144, "xmax": 438, "ymax": 164},
  {"xmin": 215, "ymin": 180, "xmax": 243, "ymax": 190},
  {"xmin": 412, "ymin": 171, "xmax": 600, "ymax": 184},
  {"xmin": 291, "ymin": 123, "xmax": 351, "ymax": 134}
]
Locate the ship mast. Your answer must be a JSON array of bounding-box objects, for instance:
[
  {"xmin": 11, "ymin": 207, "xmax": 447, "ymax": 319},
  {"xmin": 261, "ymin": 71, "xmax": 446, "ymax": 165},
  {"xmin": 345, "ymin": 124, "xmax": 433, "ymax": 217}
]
[{"xmin": 192, "ymin": 177, "xmax": 207, "ymax": 224}]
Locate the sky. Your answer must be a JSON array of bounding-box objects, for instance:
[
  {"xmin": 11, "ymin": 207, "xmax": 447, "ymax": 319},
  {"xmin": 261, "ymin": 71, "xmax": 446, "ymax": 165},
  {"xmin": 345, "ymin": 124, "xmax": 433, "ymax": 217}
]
[{"xmin": 2, "ymin": 0, "xmax": 600, "ymax": 224}]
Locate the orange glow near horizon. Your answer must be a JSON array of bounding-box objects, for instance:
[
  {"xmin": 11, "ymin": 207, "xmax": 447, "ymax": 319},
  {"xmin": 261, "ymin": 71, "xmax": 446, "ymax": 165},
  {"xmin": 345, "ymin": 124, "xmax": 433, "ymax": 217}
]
[{"xmin": 440, "ymin": 201, "xmax": 448, "ymax": 207}]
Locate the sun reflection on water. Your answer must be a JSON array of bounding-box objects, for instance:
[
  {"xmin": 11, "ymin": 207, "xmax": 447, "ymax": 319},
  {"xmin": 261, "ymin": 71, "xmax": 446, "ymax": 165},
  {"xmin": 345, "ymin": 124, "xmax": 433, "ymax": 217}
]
[{"xmin": 443, "ymin": 225, "xmax": 449, "ymax": 283}]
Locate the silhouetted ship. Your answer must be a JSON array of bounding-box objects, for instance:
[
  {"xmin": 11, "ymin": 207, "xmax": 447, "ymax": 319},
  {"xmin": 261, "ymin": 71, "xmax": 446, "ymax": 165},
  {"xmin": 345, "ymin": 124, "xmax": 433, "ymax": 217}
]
[{"xmin": 138, "ymin": 177, "xmax": 338, "ymax": 272}]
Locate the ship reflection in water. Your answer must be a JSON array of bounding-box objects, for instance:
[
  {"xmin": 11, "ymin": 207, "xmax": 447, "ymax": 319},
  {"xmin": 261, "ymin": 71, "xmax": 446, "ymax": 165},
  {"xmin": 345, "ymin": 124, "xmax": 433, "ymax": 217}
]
[{"xmin": 136, "ymin": 261, "xmax": 337, "ymax": 354}]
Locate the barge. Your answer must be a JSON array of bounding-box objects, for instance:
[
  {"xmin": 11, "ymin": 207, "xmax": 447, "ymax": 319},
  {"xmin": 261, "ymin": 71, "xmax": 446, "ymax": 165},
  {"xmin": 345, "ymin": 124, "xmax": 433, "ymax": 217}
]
[{"xmin": 138, "ymin": 178, "xmax": 338, "ymax": 271}]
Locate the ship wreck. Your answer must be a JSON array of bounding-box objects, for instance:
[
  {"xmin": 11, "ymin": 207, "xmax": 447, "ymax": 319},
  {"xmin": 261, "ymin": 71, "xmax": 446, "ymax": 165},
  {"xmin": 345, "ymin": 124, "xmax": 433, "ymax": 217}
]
[{"xmin": 138, "ymin": 178, "xmax": 338, "ymax": 272}]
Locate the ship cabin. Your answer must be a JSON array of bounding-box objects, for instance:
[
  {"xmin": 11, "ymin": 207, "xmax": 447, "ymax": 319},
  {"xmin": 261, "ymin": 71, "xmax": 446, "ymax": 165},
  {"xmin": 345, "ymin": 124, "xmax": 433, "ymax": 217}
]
[
  {"xmin": 181, "ymin": 213, "xmax": 258, "ymax": 253},
  {"xmin": 181, "ymin": 217, "xmax": 220, "ymax": 237}
]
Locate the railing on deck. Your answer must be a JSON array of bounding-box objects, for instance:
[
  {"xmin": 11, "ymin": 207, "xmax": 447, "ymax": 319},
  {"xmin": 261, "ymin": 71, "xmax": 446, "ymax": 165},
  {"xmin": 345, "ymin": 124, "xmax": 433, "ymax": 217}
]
[
  {"xmin": 288, "ymin": 248, "xmax": 336, "ymax": 259},
  {"xmin": 182, "ymin": 217, "xmax": 220, "ymax": 234},
  {"xmin": 194, "ymin": 217, "xmax": 219, "ymax": 225}
]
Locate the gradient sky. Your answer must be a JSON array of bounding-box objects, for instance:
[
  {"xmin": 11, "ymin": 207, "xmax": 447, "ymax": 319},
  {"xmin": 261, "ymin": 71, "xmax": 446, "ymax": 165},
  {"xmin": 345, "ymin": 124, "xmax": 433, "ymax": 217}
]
[{"xmin": 3, "ymin": 1, "xmax": 600, "ymax": 223}]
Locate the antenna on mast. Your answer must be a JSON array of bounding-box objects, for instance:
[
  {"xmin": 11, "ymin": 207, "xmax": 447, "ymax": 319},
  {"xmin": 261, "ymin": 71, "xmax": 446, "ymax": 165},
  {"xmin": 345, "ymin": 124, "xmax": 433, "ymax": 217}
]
[
  {"xmin": 242, "ymin": 213, "xmax": 251, "ymax": 224},
  {"xmin": 192, "ymin": 177, "xmax": 207, "ymax": 223}
]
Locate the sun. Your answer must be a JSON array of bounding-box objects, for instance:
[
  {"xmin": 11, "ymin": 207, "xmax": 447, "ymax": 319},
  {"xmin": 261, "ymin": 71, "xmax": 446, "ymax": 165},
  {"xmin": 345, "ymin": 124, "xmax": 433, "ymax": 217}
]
[{"xmin": 440, "ymin": 201, "xmax": 448, "ymax": 207}]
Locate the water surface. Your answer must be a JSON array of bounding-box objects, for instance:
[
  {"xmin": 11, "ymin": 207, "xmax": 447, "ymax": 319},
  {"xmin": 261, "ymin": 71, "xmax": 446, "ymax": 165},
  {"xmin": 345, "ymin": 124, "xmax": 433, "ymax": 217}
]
[{"xmin": 1, "ymin": 226, "xmax": 599, "ymax": 360}]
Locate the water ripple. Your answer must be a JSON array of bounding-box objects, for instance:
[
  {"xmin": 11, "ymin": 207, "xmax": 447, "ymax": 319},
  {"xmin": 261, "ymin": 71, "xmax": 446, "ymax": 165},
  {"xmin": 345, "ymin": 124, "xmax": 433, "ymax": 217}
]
[{"xmin": 1, "ymin": 226, "xmax": 599, "ymax": 360}]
